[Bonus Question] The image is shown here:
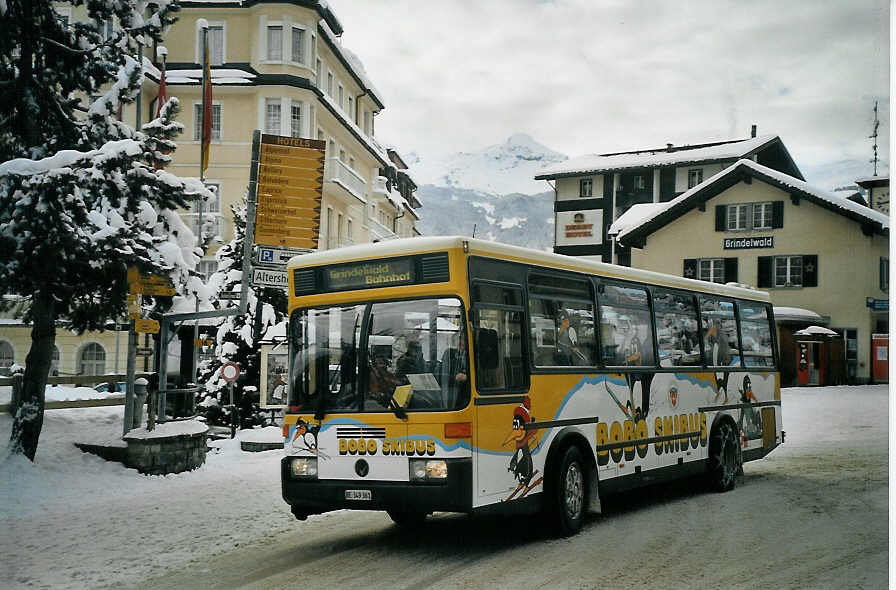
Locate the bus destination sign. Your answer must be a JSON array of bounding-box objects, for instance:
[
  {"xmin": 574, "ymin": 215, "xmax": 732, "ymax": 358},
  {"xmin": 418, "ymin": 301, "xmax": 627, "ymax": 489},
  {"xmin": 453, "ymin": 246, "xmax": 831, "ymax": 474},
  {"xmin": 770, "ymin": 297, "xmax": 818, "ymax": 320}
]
[{"xmin": 326, "ymin": 258, "xmax": 415, "ymax": 291}]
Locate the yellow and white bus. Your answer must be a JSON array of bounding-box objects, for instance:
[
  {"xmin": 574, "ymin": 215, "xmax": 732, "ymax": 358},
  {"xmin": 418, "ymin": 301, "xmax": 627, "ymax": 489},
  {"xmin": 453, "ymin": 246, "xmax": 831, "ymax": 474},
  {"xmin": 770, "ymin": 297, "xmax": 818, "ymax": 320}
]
[{"xmin": 281, "ymin": 237, "xmax": 782, "ymax": 535}]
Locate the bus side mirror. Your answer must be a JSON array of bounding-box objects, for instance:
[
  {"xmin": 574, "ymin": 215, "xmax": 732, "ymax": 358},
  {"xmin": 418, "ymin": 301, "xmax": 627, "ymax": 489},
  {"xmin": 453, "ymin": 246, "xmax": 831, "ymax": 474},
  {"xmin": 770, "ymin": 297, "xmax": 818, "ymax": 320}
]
[{"xmin": 476, "ymin": 328, "xmax": 499, "ymax": 370}]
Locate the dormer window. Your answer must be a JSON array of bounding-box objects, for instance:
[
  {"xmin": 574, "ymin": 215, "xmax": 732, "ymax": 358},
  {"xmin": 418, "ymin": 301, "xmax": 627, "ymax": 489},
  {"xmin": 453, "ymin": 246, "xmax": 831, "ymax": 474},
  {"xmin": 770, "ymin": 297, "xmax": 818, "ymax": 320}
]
[
  {"xmin": 580, "ymin": 178, "xmax": 593, "ymax": 198},
  {"xmin": 687, "ymin": 168, "xmax": 703, "ymax": 188}
]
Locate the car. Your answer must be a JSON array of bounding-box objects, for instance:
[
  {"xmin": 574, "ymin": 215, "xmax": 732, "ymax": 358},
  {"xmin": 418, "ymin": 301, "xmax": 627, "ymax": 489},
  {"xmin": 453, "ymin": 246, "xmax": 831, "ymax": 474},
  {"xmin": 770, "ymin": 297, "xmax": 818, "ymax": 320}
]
[{"xmin": 93, "ymin": 381, "xmax": 127, "ymax": 394}]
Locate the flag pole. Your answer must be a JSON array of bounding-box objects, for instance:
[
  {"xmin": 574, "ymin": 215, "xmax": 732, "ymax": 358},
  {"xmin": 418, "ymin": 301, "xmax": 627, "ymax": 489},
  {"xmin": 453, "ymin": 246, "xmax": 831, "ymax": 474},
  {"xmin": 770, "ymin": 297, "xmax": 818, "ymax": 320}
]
[{"xmin": 193, "ymin": 19, "xmax": 211, "ymax": 403}]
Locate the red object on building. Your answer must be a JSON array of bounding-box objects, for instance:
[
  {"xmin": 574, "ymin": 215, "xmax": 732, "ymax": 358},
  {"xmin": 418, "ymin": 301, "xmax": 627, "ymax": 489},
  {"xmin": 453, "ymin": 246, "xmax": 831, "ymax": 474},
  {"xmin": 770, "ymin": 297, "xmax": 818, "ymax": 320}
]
[{"xmin": 871, "ymin": 334, "xmax": 889, "ymax": 383}]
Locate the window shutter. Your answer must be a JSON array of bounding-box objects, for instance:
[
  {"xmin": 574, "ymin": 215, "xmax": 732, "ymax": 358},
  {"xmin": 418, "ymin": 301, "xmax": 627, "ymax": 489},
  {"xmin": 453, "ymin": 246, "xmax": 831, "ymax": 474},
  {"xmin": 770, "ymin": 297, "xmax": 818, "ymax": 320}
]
[
  {"xmin": 772, "ymin": 201, "xmax": 784, "ymax": 228},
  {"xmin": 802, "ymin": 255, "xmax": 818, "ymax": 287},
  {"xmin": 757, "ymin": 256, "xmax": 772, "ymax": 288},
  {"xmin": 715, "ymin": 205, "xmax": 726, "ymax": 231},
  {"xmin": 880, "ymin": 258, "xmax": 889, "ymax": 292},
  {"xmin": 683, "ymin": 259, "xmax": 697, "ymax": 279},
  {"xmin": 724, "ymin": 258, "xmax": 738, "ymax": 283}
]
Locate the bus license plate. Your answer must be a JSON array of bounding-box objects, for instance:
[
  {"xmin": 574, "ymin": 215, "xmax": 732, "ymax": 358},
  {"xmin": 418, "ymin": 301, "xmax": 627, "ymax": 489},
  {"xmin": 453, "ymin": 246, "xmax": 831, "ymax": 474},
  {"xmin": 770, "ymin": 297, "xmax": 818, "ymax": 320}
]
[{"xmin": 345, "ymin": 489, "xmax": 372, "ymax": 501}]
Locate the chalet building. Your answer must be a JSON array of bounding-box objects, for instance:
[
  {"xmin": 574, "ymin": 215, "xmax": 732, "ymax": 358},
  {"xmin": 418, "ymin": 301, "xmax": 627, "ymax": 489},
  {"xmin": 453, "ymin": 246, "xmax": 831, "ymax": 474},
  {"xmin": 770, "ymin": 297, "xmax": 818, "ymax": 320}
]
[
  {"xmin": 534, "ymin": 128, "xmax": 801, "ymax": 264},
  {"xmin": 1, "ymin": 1, "xmax": 421, "ymax": 380},
  {"xmin": 612, "ymin": 159, "xmax": 889, "ymax": 385}
]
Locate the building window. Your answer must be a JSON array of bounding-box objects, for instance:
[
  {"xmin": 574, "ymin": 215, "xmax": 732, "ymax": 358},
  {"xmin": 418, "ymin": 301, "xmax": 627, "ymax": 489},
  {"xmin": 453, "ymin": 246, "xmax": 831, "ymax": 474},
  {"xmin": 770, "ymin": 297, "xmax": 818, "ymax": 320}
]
[
  {"xmin": 198, "ymin": 259, "xmax": 218, "ymax": 281},
  {"xmin": 291, "ymin": 26, "xmax": 305, "ymax": 63},
  {"xmin": 349, "ymin": 157, "xmax": 355, "ymax": 170},
  {"xmin": 698, "ymin": 258, "xmax": 724, "ymax": 283},
  {"xmin": 717, "ymin": 201, "xmax": 782, "ymax": 232},
  {"xmin": 266, "ymin": 25, "xmax": 283, "ymax": 61},
  {"xmin": 290, "ymin": 103, "xmax": 302, "ymax": 138},
  {"xmin": 338, "ymin": 84, "xmax": 344, "ymax": 109},
  {"xmin": 579, "ymin": 178, "xmax": 593, "ymax": 198},
  {"xmin": 189, "ymin": 182, "xmax": 221, "ymax": 238},
  {"xmin": 199, "ymin": 24, "xmax": 225, "ymax": 66},
  {"xmin": 752, "ymin": 202, "xmax": 774, "ymax": 229},
  {"xmin": 78, "ymin": 343, "xmax": 106, "ymax": 376},
  {"xmin": 363, "ymin": 111, "xmax": 370, "ymax": 135},
  {"xmin": 633, "ymin": 175, "xmax": 646, "ymax": 190},
  {"xmin": 193, "ymin": 104, "xmax": 221, "ymax": 141},
  {"xmin": 881, "ymin": 257, "xmax": 889, "ymax": 292},
  {"xmin": 0, "ymin": 340, "xmax": 13, "ymax": 376},
  {"xmin": 775, "ymin": 255, "xmax": 803, "ymax": 287},
  {"xmin": 727, "ymin": 203, "xmax": 750, "ymax": 230},
  {"xmin": 339, "ymin": 149, "xmax": 346, "ymax": 163},
  {"xmin": 347, "ymin": 96, "xmax": 353, "ymax": 120},
  {"xmin": 97, "ymin": 18, "xmax": 115, "ymax": 40},
  {"xmin": 687, "ymin": 168, "xmax": 703, "ymax": 189},
  {"xmin": 327, "ymin": 72, "xmax": 333, "ymax": 96},
  {"xmin": 315, "ymin": 58, "xmax": 322, "ymax": 87},
  {"xmin": 265, "ymin": 98, "xmax": 281, "ymax": 135},
  {"xmin": 346, "ymin": 218, "xmax": 353, "ymax": 244},
  {"xmin": 51, "ymin": 345, "xmax": 60, "ymax": 376}
]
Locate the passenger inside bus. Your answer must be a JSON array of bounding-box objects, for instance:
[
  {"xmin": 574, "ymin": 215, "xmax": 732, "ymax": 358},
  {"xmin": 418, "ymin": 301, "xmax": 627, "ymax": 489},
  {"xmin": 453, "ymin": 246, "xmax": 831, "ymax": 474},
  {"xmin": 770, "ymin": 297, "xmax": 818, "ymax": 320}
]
[
  {"xmin": 440, "ymin": 335, "xmax": 469, "ymax": 406},
  {"xmin": 396, "ymin": 339, "xmax": 425, "ymax": 383},
  {"xmin": 368, "ymin": 353, "xmax": 396, "ymax": 405}
]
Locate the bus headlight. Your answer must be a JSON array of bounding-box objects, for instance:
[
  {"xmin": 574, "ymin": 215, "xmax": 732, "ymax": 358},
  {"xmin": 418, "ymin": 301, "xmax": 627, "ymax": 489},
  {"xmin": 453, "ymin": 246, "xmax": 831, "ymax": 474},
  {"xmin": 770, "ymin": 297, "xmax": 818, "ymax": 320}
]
[
  {"xmin": 290, "ymin": 457, "xmax": 318, "ymax": 479},
  {"xmin": 409, "ymin": 459, "xmax": 448, "ymax": 481}
]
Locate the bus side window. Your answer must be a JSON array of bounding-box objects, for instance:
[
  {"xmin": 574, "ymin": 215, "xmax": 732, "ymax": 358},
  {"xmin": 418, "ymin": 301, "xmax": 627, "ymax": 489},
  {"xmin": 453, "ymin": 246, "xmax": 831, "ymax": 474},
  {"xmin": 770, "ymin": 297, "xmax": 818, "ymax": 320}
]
[
  {"xmin": 700, "ymin": 296, "xmax": 742, "ymax": 367},
  {"xmin": 471, "ymin": 281, "xmax": 527, "ymax": 393}
]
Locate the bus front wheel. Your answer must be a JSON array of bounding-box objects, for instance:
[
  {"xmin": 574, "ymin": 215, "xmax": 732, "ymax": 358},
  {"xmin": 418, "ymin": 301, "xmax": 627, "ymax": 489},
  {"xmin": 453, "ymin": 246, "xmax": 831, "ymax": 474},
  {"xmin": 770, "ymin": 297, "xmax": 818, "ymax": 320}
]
[
  {"xmin": 548, "ymin": 445, "xmax": 586, "ymax": 536},
  {"xmin": 708, "ymin": 420, "xmax": 741, "ymax": 492}
]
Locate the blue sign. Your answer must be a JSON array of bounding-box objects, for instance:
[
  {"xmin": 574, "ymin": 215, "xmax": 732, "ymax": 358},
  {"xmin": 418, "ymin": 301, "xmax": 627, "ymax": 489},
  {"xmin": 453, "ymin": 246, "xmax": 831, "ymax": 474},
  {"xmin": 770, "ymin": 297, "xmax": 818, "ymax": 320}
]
[
  {"xmin": 866, "ymin": 297, "xmax": 888, "ymax": 311},
  {"xmin": 259, "ymin": 248, "xmax": 275, "ymax": 263}
]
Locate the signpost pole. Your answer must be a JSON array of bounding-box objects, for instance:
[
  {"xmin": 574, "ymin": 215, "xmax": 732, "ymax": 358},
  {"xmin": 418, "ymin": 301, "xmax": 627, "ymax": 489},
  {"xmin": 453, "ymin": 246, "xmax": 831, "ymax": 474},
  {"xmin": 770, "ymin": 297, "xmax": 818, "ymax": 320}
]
[
  {"xmin": 240, "ymin": 130, "xmax": 261, "ymax": 315},
  {"xmin": 123, "ymin": 323, "xmax": 137, "ymax": 435}
]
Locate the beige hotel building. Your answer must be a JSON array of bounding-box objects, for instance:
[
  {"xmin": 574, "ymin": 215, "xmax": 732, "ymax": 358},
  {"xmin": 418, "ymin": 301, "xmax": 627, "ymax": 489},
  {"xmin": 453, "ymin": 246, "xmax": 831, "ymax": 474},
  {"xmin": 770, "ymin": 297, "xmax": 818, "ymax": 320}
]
[{"xmin": 1, "ymin": 1, "xmax": 420, "ymax": 378}]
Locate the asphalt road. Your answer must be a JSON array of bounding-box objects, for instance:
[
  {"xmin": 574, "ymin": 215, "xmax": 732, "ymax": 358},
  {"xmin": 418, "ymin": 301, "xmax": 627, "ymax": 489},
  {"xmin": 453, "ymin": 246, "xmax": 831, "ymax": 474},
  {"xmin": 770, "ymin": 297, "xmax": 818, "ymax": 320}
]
[{"xmin": 130, "ymin": 414, "xmax": 887, "ymax": 590}]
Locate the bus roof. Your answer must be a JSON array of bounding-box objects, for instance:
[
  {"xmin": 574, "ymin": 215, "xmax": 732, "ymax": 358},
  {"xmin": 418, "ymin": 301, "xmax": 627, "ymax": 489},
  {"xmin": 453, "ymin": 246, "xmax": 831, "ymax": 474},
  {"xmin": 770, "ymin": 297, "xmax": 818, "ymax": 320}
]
[{"xmin": 285, "ymin": 236, "xmax": 771, "ymax": 303}]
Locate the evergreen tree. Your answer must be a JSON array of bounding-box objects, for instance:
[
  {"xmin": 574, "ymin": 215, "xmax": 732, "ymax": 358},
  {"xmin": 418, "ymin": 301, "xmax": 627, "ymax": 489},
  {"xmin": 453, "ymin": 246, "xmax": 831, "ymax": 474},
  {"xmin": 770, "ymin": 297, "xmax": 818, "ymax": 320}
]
[
  {"xmin": 0, "ymin": 0, "xmax": 214, "ymax": 460},
  {"xmin": 198, "ymin": 202, "xmax": 286, "ymax": 428}
]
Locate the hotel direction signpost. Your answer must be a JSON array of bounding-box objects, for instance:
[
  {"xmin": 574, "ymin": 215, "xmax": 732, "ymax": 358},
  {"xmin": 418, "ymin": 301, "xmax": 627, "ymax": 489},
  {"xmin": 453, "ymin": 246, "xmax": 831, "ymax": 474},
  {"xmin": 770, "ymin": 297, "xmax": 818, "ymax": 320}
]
[
  {"xmin": 254, "ymin": 134, "xmax": 325, "ymax": 251},
  {"xmin": 240, "ymin": 132, "xmax": 325, "ymax": 309}
]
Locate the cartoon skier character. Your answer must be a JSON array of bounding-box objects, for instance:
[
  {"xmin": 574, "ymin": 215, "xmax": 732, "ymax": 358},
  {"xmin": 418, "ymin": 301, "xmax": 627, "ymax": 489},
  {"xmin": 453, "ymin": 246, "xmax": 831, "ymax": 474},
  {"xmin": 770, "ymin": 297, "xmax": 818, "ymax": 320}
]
[
  {"xmin": 738, "ymin": 375, "xmax": 760, "ymax": 439},
  {"xmin": 291, "ymin": 419, "xmax": 328, "ymax": 458},
  {"xmin": 502, "ymin": 396, "xmax": 543, "ymax": 501},
  {"xmin": 605, "ymin": 373, "xmax": 654, "ymax": 421},
  {"xmin": 712, "ymin": 372, "xmax": 730, "ymax": 404}
]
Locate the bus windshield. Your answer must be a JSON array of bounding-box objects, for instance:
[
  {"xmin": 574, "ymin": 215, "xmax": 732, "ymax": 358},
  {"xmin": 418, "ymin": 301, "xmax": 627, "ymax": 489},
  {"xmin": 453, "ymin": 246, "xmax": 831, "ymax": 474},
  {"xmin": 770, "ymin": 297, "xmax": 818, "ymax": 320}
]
[{"xmin": 289, "ymin": 297, "xmax": 470, "ymax": 414}]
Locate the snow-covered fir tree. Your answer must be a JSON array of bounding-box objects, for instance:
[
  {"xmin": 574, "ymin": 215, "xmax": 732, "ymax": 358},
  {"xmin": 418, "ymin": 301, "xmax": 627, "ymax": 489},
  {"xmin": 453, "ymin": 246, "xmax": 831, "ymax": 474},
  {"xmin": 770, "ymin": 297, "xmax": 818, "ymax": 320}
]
[
  {"xmin": 0, "ymin": 0, "xmax": 215, "ymax": 460},
  {"xmin": 198, "ymin": 202, "xmax": 286, "ymax": 427}
]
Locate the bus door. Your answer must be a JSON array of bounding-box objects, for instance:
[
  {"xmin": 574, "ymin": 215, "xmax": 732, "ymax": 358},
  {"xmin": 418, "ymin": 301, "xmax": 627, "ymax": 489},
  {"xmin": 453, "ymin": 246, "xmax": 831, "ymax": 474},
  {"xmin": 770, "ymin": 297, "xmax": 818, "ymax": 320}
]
[{"xmin": 470, "ymin": 282, "xmax": 532, "ymax": 504}]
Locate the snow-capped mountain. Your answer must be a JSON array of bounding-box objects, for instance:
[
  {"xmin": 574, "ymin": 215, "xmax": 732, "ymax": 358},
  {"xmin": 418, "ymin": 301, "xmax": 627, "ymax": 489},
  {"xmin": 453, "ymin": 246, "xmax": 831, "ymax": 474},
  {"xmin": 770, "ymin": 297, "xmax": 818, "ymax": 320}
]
[
  {"xmin": 406, "ymin": 133, "xmax": 567, "ymax": 196},
  {"xmin": 414, "ymin": 185, "xmax": 555, "ymax": 251}
]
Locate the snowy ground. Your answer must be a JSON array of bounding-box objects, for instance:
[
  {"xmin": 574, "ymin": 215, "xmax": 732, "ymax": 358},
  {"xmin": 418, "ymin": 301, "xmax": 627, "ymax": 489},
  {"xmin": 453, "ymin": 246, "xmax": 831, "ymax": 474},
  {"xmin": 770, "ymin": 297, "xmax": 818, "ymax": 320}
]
[{"xmin": 0, "ymin": 385, "xmax": 889, "ymax": 589}]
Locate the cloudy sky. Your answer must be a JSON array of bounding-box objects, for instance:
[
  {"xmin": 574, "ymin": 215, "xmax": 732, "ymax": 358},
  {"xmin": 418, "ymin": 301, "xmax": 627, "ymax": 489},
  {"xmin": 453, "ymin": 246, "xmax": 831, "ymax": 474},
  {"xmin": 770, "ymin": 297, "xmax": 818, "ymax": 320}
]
[{"xmin": 328, "ymin": 0, "xmax": 889, "ymax": 186}]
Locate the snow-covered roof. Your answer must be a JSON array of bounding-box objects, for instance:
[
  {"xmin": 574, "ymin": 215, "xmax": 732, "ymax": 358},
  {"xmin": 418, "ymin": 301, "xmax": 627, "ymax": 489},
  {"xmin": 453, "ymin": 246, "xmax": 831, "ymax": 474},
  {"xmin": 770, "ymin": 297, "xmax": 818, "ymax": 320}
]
[
  {"xmin": 608, "ymin": 203, "xmax": 667, "ymax": 237},
  {"xmin": 163, "ymin": 68, "xmax": 255, "ymax": 85},
  {"xmin": 773, "ymin": 306, "xmax": 826, "ymax": 323},
  {"xmin": 855, "ymin": 175, "xmax": 889, "ymax": 187},
  {"xmin": 318, "ymin": 19, "xmax": 384, "ymax": 109},
  {"xmin": 794, "ymin": 325, "xmax": 839, "ymax": 336},
  {"xmin": 535, "ymin": 135, "xmax": 780, "ymax": 179},
  {"xmin": 617, "ymin": 159, "xmax": 889, "ymax": 245}
]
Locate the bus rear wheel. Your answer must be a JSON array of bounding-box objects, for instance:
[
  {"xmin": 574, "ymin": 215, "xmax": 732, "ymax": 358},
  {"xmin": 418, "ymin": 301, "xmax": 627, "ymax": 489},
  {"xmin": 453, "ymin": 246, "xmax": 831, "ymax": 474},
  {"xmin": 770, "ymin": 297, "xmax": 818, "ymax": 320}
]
[
  {"xmin": 708, "ymin": 420, "xmax": 741, "ymax": 492},
  {"xmin": 386, "ymin": 509, "xmax": 428, "ymax": 527},
  {"xmin": 548, "ymin": 445, "xmax": 586, "ymax": 536}
]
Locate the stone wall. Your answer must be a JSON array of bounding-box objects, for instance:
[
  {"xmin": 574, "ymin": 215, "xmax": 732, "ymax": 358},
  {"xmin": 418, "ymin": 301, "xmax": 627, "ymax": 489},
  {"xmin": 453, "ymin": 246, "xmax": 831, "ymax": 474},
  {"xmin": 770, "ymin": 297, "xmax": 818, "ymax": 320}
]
[{"xmin": 124, "ymin": 425, "xmax": 208, "ymax": 475}]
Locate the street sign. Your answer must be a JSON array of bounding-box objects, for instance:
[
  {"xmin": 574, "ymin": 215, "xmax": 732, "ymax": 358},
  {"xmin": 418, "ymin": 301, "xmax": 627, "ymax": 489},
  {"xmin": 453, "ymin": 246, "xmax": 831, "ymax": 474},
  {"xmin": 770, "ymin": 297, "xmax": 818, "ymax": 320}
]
[
  {"xmin": 194, "ymin": 338, "xmax": 214, "ymax": 347},
  {"xmin": 252, "ymin": 267, "xmax": 288, "ymax": 289},
  {"xmin": 134, "ymin": 318, "xmax": 161, "ymax": 334},
  {"xmin": 127, "ymin": 267, "xmax": 176, "ymax": 297},
  {"xmin": 135, "ymin": 347, "xmax": 154, "ymax": 356},
  {"xmin": 866, "ymin": 297, "xmax": 889, "ymax": 311},
  {"xmin": 219, "ymin": 291, "xmax": 242, "ymax": 300},
  {"xmin": 221, "ymin": 361, "xmax": 240, "ymax": 383},
  {"xmin": 257, "ymin": 246, "xmax": 308, "ymax": 265},
  {"xmin": 253, "ymin": 135, "xmax": 325, "ymax": 250}
]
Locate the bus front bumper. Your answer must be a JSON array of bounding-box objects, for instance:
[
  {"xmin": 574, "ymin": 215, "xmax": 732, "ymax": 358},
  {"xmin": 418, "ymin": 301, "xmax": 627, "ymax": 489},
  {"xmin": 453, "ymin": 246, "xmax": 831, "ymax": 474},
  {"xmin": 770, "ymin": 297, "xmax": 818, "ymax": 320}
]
[{"xmin": 281, "ymin": 457, "xmax": 473, "ymax": 518}]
